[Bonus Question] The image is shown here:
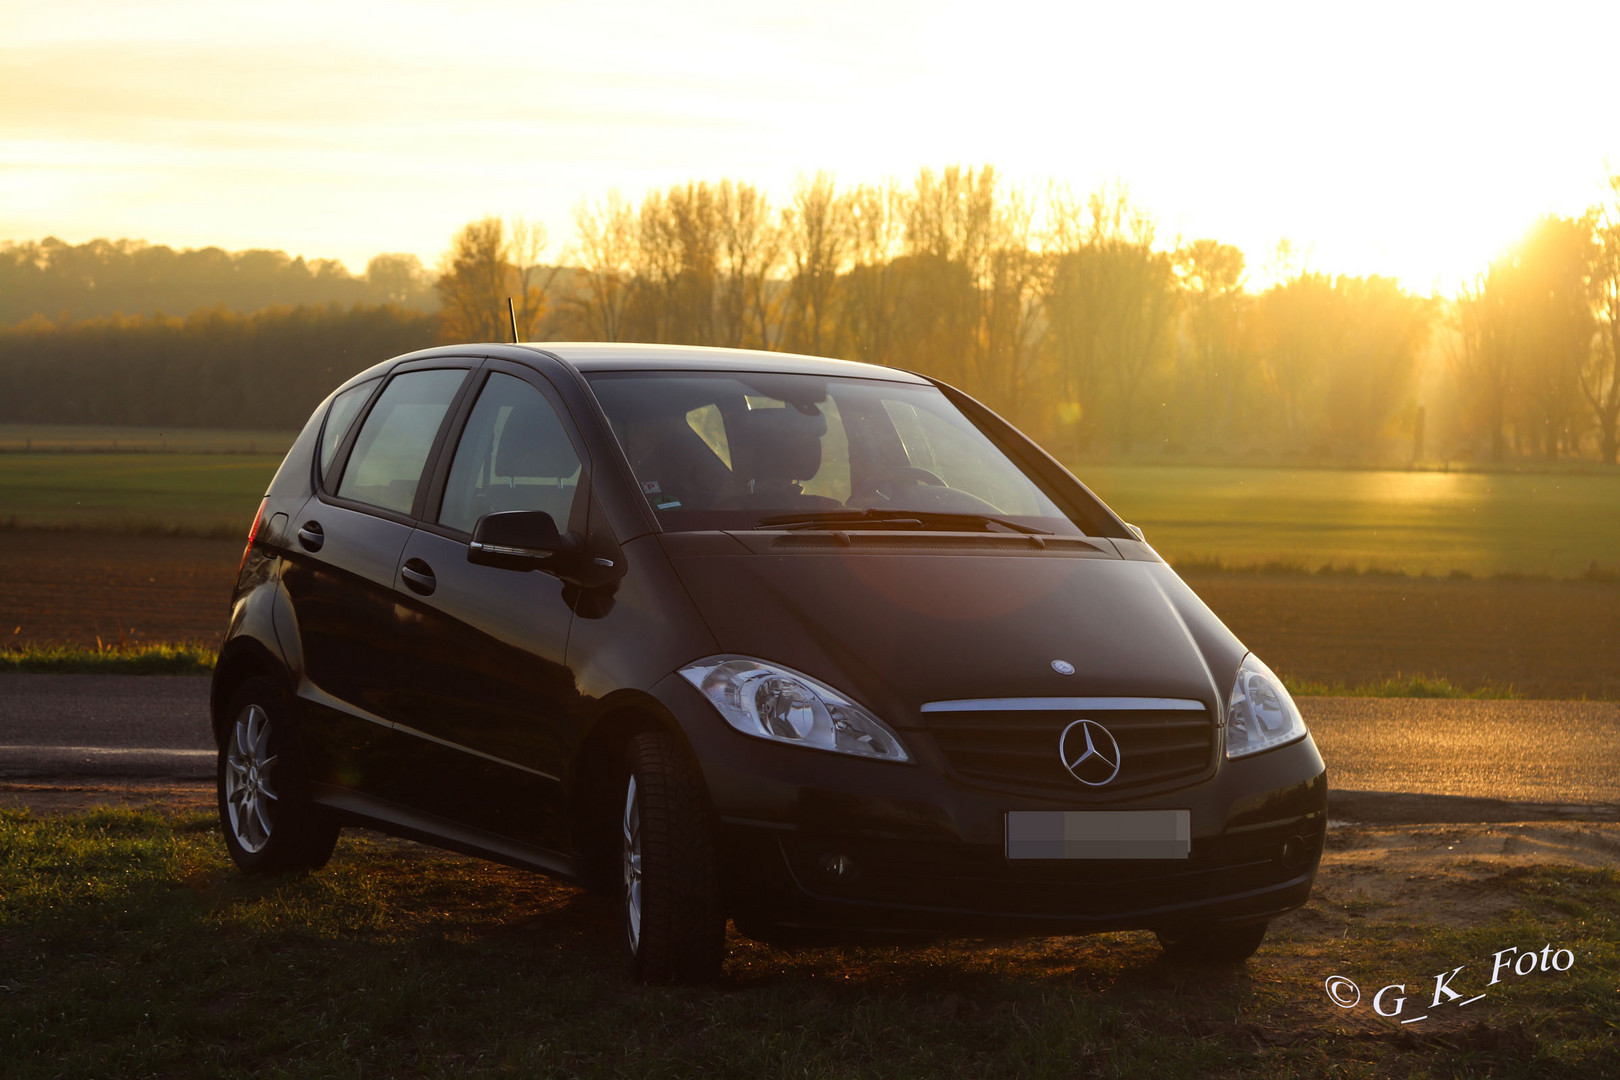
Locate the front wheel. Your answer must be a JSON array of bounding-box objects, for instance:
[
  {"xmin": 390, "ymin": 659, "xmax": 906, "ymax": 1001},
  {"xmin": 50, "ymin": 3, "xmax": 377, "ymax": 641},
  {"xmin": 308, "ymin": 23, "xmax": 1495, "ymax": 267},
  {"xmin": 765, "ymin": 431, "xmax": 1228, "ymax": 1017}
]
[
  {"xmin": 1156, "ymin": 921, "xmax": 1269, "ymax": 964},
  {"xmin": 621, "ymin": 730, "xmax": 725, "ymax": 982},
  {"xmin": 217, "ymin": 677, "xmax": 339, "ymax": 876}
]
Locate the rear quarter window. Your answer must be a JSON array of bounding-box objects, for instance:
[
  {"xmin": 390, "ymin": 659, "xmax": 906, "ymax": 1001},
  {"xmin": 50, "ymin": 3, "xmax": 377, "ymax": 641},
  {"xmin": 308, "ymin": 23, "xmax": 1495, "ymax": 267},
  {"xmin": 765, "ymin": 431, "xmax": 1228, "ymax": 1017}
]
[{"xmin": 319, "ymin": 377, "xmax": 382, "ymax": 482}]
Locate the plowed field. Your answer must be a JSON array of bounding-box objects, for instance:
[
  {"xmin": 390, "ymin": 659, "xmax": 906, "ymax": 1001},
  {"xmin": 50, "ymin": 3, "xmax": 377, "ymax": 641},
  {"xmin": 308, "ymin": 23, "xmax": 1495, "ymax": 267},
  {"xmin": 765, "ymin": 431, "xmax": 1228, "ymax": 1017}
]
[
  {"xmin": 3, "ymin": 531, "xmax": 1616, "ymax": 697},
  {"xmin": 0, "ymin": 531, "xmax": 241, "ymax": 649}
]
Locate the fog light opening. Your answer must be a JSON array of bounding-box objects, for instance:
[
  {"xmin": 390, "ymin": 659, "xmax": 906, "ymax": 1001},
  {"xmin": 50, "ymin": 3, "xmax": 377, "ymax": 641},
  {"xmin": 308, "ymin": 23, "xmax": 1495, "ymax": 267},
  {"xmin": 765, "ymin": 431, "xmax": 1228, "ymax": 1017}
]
[
  {"xmin": 820, "ymin": 852, "xmax": 860, "ymax": 883},
  {"xmin": 1280, "ymin": 835, "xmax": 1312, "ymax": 871}
]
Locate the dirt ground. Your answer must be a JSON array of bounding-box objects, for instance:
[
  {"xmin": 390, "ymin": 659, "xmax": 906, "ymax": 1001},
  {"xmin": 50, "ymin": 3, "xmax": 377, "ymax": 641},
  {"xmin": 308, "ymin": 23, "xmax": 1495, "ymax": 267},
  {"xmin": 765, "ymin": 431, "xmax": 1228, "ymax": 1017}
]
[
  {"xmin": 1187, "ymin": 571, "xmax": 1620, "ymax": 699},
  {"xmin": 3, "ymin": 530, "xmax": 1617, "ymax": 697},
  {"xmin": 0, "ymin": 779, "xmax": 217, "ymax": 814},
  {"xmin": 0, "ymin": 531, "xmax": 240, "ymax": 649}
]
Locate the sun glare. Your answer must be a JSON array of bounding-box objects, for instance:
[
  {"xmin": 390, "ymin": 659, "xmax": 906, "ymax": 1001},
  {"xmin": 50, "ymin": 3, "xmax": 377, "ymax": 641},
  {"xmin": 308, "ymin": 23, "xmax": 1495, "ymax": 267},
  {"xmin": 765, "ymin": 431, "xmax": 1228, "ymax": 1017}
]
[{"xmin": 1, "ymin": 0, "xmax": 1616, "ymax": 291}]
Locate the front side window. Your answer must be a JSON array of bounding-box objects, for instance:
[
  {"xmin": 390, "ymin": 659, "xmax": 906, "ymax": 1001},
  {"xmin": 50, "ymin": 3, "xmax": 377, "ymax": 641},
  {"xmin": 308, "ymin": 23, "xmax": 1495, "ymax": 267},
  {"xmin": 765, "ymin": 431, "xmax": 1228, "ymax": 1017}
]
[
  {"xmin": 586, "ymin": 372, "xmax": 1080, "ymax": 534},
  {"xmin": 438, "ymin": 372, "xmax": 583, "ymax": 534},
  {"xmin": 335, "ymin": 368, "xmax": 466, "ymax": 514}
]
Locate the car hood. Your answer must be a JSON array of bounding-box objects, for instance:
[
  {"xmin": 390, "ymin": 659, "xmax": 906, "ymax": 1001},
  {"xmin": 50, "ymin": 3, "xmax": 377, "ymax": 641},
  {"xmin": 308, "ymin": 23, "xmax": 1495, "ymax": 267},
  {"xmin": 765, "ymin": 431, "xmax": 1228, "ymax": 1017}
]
[{"xmin": 661, "ymin": 534, "xmax": 1246, "ymax": 727}]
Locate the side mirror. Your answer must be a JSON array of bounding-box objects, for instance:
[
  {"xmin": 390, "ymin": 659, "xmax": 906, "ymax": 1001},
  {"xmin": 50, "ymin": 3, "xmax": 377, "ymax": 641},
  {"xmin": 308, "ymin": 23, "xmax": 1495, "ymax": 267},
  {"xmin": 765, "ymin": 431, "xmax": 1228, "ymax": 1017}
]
[
  {"xmin": 468, "ymin": 510, "xmax": 583, "ymax": 570},
  {"xmin": 1125, "ymin": 523, "xmax": 1145, "ymax": 542}
]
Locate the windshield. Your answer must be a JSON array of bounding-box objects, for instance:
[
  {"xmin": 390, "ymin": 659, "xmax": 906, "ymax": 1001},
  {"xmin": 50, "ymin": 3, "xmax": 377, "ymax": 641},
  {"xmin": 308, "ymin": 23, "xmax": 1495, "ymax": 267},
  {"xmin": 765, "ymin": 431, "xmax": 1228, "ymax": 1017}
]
[{"xmin": 586, "ymin": 372, "xmax": 1085, "ymax": 535}]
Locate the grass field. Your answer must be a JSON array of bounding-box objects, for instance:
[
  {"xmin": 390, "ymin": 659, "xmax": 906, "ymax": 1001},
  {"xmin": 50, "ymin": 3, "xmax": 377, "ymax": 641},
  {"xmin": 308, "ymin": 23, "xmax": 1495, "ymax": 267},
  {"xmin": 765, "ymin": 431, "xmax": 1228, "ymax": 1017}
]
[
  {"xmin": 1, "ymin": 808, "xmax": 1614, "ymax": 1079},
  {"xmin": 3, "ymin": 428, "xmax": 1617, "ymax": 576},
  {"xmin": 1074, "ymin": 464, "xmax": 1620, "ymax": 579},
  {"xmin": 0, "ymin": 451, "xmax": 282, "ymax": 536},
  {"xmin": 0, "ymin": 422, "xmax": 297, "ymax": 455}
]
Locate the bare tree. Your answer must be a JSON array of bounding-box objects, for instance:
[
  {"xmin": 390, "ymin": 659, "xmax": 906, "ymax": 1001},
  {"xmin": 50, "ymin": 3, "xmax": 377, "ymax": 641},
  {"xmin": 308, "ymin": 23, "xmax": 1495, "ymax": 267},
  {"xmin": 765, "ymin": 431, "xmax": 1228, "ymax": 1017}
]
[
  {"xmin": 1506, "ymin": 216, "xmax": 1596, "ymax": 458},
  {"xmin": 782, "ymin": 173, "xmax": 849, "ymax": 355},
  {"xmin": 909, "ymin": 166, "xmax": 1043, "ymax": 413},
  {"xmin": 1177, "ymin": 239, "xmax": 1248, "ymax": 446},
  {"xmin": 1041, "ymin": 184, "xmax": 1177, "ymax": 451},
  {"xmin": 570, "ymin": 192, "xmax": 638, "ymax": 340},
  {"xmin": 1320, "ymin": 275, "xmax": 1433, "ymax": 452},
  {"xmin": 1584, "ymin": 175, "xmax": 1620, "ymax": 462},
  {"xmin": 714, "ymin": 180, "xmax": 782, "ymax": 349},
  {"xmin": 839, "ymin": 180, "xmax": 908, "ymax": 365},
  {"xmin": 1451, "ymin": 269, "xmax": 1517, "ymax": 461},
  {"xmin": 435, "ymin": 216, "xmax": 551, "ymax": 343},
  {"xmin": 1253, "ymin": 272, "xmax": 1336, "ymax": 450}
]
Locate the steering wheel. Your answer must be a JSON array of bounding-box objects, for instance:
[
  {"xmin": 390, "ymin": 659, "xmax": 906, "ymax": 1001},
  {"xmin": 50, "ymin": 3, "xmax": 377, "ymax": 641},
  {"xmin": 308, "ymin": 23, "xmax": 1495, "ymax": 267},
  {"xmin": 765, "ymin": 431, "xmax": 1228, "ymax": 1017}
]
[{"xmin": 857, "ymin": 464, "xmax": 946, "ymax": 502}]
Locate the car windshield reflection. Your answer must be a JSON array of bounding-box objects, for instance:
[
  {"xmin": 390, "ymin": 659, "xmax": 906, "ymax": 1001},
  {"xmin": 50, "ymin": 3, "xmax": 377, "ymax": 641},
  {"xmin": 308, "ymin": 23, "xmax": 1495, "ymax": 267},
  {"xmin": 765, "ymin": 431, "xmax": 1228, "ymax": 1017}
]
[{"xmin": 586, "ymin": 372, "xmax": 1083, "ymax": 535}]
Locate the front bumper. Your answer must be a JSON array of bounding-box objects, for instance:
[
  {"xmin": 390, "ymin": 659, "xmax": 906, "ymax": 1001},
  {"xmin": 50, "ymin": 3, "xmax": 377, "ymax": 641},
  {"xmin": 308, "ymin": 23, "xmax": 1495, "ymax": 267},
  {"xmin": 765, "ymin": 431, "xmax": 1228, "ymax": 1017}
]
[{"xmin": 654, "ymin": 673, "xmax": 1328, "ymax": 940}]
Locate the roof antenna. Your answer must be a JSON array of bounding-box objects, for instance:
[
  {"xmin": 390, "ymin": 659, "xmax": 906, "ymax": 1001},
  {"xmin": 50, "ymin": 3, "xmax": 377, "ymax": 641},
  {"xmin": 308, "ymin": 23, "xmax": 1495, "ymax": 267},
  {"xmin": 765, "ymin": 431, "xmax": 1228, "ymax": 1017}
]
[{"xmin": 506, "ymin": 297, "xmax": 520, "ymax": 343}]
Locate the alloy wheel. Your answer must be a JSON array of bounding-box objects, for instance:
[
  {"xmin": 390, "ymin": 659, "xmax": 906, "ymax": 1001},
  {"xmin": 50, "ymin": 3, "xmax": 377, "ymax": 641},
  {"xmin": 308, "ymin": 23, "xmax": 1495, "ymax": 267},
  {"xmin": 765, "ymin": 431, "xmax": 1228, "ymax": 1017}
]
[
  {"xmin": 224, "ymin": 703, "xmax": 279, "ymax": 854},
  {"xmin": 622, "ymin": 774, "xmax": 643, "ymax": 952}
]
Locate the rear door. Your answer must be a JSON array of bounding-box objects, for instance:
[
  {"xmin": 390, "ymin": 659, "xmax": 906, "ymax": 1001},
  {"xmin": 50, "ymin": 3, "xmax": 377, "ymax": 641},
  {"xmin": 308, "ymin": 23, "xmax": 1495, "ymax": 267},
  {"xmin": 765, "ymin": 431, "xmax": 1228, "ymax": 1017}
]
[
  {"xmin": 280, "ymin": 361, "xmax": 476, "ymax": 796},
  {"xmin": 381, "ymin": 362, "xmax": 588, "ymax": 846}
]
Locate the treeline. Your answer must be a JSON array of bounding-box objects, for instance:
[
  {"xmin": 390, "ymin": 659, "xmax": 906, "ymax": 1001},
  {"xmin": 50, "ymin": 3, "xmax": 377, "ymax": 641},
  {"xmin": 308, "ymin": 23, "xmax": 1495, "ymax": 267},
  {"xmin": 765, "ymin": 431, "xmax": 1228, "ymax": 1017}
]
[
  {"xmin": 1454, "ymin": 211, "xmax": 1620, "ymax": 463},
  {"xmin": 0, "ymin": 304, "xmax": 438, "ymax": 430},
  {"xmin": 6, "ymin": 167, "xmax": 1618, "ymax": 463},
  {"xmin": 432, "ymin": 170, "xmax": 1617, "ymax": 463},
  {"xmin": 0, "ymin": 238, "xmax": 437, "ymax": 325}
]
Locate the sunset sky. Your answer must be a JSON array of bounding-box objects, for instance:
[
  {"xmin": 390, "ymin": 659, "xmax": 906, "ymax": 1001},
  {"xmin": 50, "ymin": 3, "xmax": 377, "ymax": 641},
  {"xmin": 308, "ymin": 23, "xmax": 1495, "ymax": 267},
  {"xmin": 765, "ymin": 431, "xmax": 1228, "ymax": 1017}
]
[{"xmin": 5, "ymin": 0, "xmax": 1617, "ymax": 292}]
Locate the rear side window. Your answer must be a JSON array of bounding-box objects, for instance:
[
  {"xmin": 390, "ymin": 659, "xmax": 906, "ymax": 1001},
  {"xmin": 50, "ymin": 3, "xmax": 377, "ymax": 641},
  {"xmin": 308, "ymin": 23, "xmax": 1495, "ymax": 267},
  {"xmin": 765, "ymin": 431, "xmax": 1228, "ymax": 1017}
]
[
  {"xmin": 336, "ymin": 369, "xmax": 466, "ymax": 514},
  {"xmin": 319, "ymin": 377, "xmax": 381, "ymax": 481},
  {"xmin": 437, "ymin": 373, "xmax": 582, "ymax": 533}
]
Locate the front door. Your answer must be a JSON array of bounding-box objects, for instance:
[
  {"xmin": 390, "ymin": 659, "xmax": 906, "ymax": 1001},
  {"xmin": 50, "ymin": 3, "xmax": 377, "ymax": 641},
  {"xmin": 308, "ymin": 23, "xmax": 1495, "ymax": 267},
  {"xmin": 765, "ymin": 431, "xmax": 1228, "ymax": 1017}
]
[{"xmin": 383, "ymin": 366, "xmax": 586, "ymax": 848}]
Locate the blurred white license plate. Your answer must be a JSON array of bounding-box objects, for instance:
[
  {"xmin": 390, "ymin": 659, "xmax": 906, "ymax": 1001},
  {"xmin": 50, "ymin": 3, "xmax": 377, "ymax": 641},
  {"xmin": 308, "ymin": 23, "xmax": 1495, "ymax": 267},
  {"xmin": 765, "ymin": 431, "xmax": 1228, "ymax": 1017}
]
[{"xmin": 1005, "ymin": 810, "xmax": 1190, "ymax": 859}]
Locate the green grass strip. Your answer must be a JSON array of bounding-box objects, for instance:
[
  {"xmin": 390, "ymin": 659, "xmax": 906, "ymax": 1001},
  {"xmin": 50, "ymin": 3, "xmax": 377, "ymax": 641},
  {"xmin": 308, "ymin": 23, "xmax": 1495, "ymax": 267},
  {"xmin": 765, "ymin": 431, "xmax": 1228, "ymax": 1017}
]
[
  {"xmin": 1284, "ymin": 673, "xmax": 1519, "ymax": 698},
  {"xmin": 0, "ymin": 642, "xmax": 216, "ymax": 675}
]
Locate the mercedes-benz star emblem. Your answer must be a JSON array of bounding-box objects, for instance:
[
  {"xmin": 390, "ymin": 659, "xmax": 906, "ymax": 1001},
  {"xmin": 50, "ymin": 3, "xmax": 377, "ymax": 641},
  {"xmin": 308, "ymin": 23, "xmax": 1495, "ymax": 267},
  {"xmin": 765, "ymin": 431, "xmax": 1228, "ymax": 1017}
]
[
  {"xmin": 1059, "ymin": 719, "xmax": 1122, "ymax": 786},
  {"xmin": 1051, "ymin": 659, "xmax": 1075, "ymax": 675}
]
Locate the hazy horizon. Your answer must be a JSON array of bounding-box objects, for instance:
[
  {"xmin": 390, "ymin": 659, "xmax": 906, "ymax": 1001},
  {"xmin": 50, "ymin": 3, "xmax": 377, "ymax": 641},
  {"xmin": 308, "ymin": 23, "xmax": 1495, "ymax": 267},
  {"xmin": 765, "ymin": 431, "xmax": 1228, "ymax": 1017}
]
[{"xmin": 5, "ymin": 0, "xmax": 1618, "ymax": 293}]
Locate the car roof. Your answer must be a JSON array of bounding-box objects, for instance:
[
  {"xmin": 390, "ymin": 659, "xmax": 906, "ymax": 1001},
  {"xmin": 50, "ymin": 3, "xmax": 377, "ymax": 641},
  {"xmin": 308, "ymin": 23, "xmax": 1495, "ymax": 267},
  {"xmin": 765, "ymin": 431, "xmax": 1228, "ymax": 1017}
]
[
  {"xmin": 513, "ymin": 342, "xmax": 930, "ymax": 383},
  {"xmin": 339, "ymin": 342, "xmax": 933, "ymax": 398}
]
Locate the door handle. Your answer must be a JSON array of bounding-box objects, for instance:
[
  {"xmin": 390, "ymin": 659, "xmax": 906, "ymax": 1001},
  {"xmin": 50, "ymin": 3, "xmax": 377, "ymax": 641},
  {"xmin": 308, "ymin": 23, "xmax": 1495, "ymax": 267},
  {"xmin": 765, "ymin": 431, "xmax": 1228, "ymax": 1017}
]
[
  {"xmin": 297, "ymin": 521, "xmax": 324, "ymax": 552},
  {"xmin": 401, "ymin": 558, "xmax": 437, "ymax": 596}
]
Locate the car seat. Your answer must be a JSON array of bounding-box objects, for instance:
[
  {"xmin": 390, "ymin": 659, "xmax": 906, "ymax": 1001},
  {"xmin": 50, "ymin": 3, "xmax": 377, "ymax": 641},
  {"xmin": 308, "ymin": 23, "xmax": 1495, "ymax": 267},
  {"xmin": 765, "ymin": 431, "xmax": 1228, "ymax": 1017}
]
[{"xmin": 726, "ymin": 406, "xmax": 840, "ymax": 510}]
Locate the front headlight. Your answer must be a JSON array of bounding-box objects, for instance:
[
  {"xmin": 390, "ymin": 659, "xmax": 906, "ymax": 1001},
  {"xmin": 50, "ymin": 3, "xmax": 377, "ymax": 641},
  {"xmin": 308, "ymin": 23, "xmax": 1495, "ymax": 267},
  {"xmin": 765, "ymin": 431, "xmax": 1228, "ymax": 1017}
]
[
  {"xmin": 678, "ymin": 655, "xmax": 911, "ymax": 762},
  {"xmin": 1226, "ymin": 653, "xmax": 1308, "ymax": 758}
]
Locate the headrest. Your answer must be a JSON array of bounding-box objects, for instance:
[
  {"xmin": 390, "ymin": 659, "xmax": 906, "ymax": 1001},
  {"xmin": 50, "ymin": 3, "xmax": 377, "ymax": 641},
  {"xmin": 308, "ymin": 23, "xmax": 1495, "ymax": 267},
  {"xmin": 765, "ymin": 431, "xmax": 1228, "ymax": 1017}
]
[
  {"xmin": 495, "ymin": 408, "xmax": 578, "ymax": 478},
  {"xmin": 740, "ymin": 406, "xmax": 825, "ymax": 484}
]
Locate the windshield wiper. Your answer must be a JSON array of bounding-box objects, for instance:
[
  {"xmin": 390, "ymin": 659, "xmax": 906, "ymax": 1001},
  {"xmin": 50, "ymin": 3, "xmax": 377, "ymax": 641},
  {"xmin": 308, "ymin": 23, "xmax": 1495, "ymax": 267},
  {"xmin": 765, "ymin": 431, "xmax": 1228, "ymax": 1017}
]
[{"xmin": 756, "ymin": 509, "xmax": 1051, "ymax": 535}]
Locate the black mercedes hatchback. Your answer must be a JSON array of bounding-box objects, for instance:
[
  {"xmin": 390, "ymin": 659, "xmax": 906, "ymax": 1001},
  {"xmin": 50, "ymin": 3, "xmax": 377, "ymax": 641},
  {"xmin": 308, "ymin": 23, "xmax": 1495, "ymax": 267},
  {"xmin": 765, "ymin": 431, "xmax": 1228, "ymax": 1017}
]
[{"xmin": 214, "ymin": 342, "xmax": 1327, "ymax": 981}]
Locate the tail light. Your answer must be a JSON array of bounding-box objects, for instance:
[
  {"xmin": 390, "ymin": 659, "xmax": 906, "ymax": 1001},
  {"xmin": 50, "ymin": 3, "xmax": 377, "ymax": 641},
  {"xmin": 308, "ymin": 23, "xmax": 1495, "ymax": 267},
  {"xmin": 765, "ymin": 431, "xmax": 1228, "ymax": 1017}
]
[{"xmin": 237, "ymin": 497, "xmax": 269, "ymax": 580}]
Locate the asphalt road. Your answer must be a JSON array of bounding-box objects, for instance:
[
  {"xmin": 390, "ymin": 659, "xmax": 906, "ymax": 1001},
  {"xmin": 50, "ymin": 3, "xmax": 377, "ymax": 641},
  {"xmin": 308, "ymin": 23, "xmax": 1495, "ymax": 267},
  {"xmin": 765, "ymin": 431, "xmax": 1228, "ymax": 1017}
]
[
  {"xmin": 1, "ymin": 677, "xmax": 1617, "ymax": 810},
  {"xmin": 1303, "ymin": 697, "xmax": 1620, "ymax": 806},
  {"xmin": 0, "ymin": 675, "xmax": 214, "ymax": 779}
]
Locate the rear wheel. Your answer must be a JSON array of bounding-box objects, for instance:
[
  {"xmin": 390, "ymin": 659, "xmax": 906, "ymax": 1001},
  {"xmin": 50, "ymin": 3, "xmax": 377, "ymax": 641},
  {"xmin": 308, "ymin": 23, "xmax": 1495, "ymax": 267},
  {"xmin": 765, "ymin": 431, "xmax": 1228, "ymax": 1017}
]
[
  {"xmin": 217, "ymin": 677, "xmax": 339, "ymax": 876},
  {"xmin": 621, "ymin": 730, "xmax": 725, "ymax": 982},
  {"xmin": 1156, "ymin": 921, "xmax": 1269, "ymax": 963}
]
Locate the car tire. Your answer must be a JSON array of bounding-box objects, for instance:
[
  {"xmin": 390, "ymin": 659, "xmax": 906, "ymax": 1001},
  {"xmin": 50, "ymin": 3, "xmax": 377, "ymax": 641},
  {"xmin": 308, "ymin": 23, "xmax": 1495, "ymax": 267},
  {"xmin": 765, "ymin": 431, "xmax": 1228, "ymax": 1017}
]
[
  {"xmin": 621, "ymin": 729, "xmax": 725, "ymax": 983},
  {"xmin": 1155, "ymin": 921, "xmax": 1269, "ymax": 963},
  {"xmin": 217, "ymin": 676, "xmax": 340, "ymax": 876}
]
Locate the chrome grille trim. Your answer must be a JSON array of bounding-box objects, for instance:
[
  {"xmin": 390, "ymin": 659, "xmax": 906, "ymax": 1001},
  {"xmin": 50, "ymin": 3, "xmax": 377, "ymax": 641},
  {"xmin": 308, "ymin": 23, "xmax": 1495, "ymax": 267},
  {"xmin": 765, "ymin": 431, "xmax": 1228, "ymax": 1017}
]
[{"xmin": 921, "ymin": 697, "xmax": 1206, "ymax": 714}]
